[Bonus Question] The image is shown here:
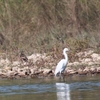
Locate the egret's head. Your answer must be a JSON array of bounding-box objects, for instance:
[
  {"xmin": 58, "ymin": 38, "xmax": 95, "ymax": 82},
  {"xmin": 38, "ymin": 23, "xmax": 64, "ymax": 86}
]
[{"xmin": 63, "ymin": 48, "xmax": 69, "ymax": 54}]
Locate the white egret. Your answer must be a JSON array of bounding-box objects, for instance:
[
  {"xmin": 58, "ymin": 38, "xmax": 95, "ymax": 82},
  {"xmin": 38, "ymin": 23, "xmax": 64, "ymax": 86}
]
[{"xmin": 55, "ymin": 48, "xmax": 69, "ymax": 77}]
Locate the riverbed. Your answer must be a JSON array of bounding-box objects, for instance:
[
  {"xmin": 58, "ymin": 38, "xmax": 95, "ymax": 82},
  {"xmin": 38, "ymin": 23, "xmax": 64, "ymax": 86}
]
[{"xmin": 0, "ymin": 75, "xmax": 100, "ymax": 100}]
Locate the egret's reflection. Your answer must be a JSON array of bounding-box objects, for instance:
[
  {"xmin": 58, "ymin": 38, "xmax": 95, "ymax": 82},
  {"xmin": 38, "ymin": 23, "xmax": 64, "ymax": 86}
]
[{"xmin": 56, "ymin": 83, "xmax": 71, "ymax": 100}]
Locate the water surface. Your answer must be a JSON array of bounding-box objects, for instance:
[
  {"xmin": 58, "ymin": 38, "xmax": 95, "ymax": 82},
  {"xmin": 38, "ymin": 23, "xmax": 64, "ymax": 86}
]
[{"xmin": 0, "ymin": 75, "xmax": 100, "ymax": 100}]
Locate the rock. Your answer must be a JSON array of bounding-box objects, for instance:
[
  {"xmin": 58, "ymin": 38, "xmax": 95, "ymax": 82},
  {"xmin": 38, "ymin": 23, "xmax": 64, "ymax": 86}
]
[
  {"xmin": 27, "ymin": 53, "xmax": 47, "ymax": 63},
  {"xmin": 0, "ymin": 72, "xmax": 7, "ymax": 78},
  {"xmin": 96, "ymin": 57, "xmax": 100, "ymax": 61},
  {"xmin": 83, "ymin": 67, "xmax": 90, "ymax": 72},
  {"xmin": 73, "ymin": 62, "xmax": 81, "ymax": 66},
  {"xmin": 34, "ymin": 70, "xmax": 43, "ymax": 75},
  {"xmin": 12, "ymin": 66, "xmax": 18, "ymax": 72},
  {"xmin": 17, "ymin": 71, "xmax": 26, "ymax": 77},
  {"xmin": 91, "ymin": 53, "xmax": 99, "ymax": 58},
  {"xmin": 88, "ymin": 62, "xmax": 94, "ymax": 66},
  {"xmin": 76, "ymin": 50, "xmax": 94, "ymax": 58},
  {"xmin": 25, "ymin": 69, "xmax": 31, "ymax": 75},
  {"xmin": 89, "ymin": 67, "xmax": 97, "ymax": 74},
  {"xmin": 7, "ymin": 70, "xmax": 17, "ymax": 77},
  {"xmin": 43, "ymin": 68, "xmax": 52, "ymax": 75},
  {"xmin": 84, "ymin": 50, "xmax": 94, "ymax": 57},
  {"xmin": 0, "ymin": 59, "xmax": 10, "ymax": 66},
  {"xmin": 4, "ymin": 66, "xmax": 12, "ymax": 70},
  {"xmin": 68, "ymin": 63, "xmax": 73, "ymax": 66},
  {"xmin": 96, "ymin": 67, "xmax": 100, "ymax": 73},
  {"xmin": 78, "ymin": 68, "xmax": 87, "ymax": 75},
  {"xmin": 66, "ymin": 69, "xmax": 78, "ymax": 75},
  {"xmin": 84, "ymin": 58, "xmax": 92, "ymax": 63},
  {"xmin": 29, "ymin": 68, "xmax": 35, "ymax": 74},
  {"xmin": 12, "ymin": 61, "xmax": 20, "ymax": 66},
  {"xmin": 91, "ymin": 53, "xmax": 100, "ymax": 62},
  {"xmin": 76, "ymin": 52, "xmax": 84, "ymax": 57}
]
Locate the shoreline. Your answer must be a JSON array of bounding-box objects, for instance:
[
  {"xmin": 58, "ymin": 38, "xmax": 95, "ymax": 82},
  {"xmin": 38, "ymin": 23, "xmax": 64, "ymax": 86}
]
[
  {"xmin": 0, "ymin": 66, "xmax": 99, "ymax": 79},
  {"xmin": 0, "ymin": 49, "xmax": 100, "ymax": 79}
]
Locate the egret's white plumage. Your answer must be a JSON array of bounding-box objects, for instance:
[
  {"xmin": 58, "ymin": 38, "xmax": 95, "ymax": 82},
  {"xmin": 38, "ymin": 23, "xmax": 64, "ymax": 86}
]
[{"xmin": 55, "ymin": 48, "xmax": 69, "ymax": 76}]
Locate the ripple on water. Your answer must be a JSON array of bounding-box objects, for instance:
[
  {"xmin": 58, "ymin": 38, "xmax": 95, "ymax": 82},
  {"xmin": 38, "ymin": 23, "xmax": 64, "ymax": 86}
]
[
  {"xmin": 70, "ymin": 81, "xmax": 100, "ymax": 91},
  {"xmin": 0, "ymin": 84, "xmax": 56, "ymax": 95},
  {"xmin": 0, "ymin": 79, "xmax": 100, "ymax": 96}
]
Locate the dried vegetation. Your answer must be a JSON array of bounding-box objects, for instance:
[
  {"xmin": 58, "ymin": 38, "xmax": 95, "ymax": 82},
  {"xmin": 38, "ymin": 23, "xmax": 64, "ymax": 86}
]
[{"xmin": 0, "ymin": 0, "xmax": 100, "ymax": 62}]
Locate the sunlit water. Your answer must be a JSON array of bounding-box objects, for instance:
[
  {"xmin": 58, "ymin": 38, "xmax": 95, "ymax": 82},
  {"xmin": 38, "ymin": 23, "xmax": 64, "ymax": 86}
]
[{"xmin": 0, "ymin": 75, "xmax": 100, "ymax": 100}]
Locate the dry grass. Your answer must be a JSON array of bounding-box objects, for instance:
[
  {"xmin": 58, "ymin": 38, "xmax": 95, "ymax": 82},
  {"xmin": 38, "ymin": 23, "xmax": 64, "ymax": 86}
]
[{"xmin": 0, "ymin": 0, "xmax": 100, "ymax": 60}]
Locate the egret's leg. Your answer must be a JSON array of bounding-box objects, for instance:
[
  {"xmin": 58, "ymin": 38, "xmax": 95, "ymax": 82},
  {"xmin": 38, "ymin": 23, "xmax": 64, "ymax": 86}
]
[
  {"xmin": 63, "ymin": 73, "xmax": 65, "ymax": 81},
  {"xmin": 61, "ymin": 73, "xmax": 65, "ymax": 81},
  {"xmin": 59, "ymin": 73, "xmax": 65, "ymax": 81},
  {"xmin": 59, "ymin": 73, "xmax": 62, "ymax": 80}
]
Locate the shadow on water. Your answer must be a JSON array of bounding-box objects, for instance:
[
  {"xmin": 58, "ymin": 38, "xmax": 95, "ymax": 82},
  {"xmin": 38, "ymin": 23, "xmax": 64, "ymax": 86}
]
[{"xmin": 0, "ymin": 75, "xmax": 100, "ymax": 100}]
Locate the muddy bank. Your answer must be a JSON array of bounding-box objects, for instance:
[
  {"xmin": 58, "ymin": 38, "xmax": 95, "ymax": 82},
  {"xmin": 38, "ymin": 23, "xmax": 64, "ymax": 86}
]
[
  {"xmin": 0, "ymin": 65, "xmax": 100, "ymax": 79},
  {"xmin": 0, "ymin": 49, "xmax": 100, "ymax": 79}
]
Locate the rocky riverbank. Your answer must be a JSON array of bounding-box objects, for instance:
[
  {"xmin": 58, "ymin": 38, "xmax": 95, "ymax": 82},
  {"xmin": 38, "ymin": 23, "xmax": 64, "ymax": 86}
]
[{"xmin": 0, "ymin": 49, "xmax": 100, "ymax": 79}]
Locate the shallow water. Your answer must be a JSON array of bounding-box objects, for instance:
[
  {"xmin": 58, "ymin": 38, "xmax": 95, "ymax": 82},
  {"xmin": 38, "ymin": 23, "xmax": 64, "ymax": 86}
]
[{"xmin": 0, "ymin": 75, "xmax": 100, "ymax": 100}]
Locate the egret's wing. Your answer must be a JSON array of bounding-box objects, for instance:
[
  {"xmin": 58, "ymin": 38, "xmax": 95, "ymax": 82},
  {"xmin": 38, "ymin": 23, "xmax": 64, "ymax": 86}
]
[
  {"xmin": 55, "ymin": 59, "xmax": 64, "ymax": 76},
  {"xmin": 55, "ymin": 59, "xmax": 68, "ymax": 76}
]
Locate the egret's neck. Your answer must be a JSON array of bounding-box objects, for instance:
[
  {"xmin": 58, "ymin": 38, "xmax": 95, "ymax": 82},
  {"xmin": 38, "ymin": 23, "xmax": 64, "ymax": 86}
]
[{"xmin": 63, "ymin": 52, "xmax": 68, "ymax": 60}]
